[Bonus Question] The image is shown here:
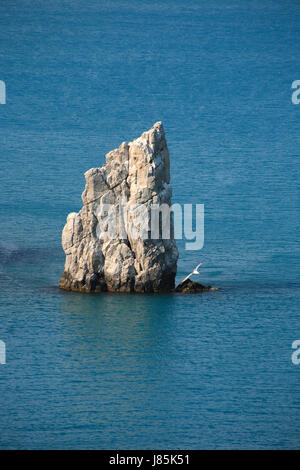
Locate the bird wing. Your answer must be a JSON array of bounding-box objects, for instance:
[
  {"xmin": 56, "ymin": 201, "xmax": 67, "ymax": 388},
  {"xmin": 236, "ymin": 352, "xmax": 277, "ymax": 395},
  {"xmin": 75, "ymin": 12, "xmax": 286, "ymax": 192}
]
[
  {"xmin": 181, "ymin": 272, "xmax": 192, "ymax": 283},
  {"xmin": 195, "ymin": 262, "xmax": 203, "ymax": 270}
]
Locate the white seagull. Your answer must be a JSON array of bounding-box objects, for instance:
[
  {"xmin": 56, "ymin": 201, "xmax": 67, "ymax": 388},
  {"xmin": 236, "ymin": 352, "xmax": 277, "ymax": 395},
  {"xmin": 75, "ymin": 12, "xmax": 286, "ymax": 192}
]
[{"xmin": 181, "ymin": 263, "xmax": 203, "ymax": 284}]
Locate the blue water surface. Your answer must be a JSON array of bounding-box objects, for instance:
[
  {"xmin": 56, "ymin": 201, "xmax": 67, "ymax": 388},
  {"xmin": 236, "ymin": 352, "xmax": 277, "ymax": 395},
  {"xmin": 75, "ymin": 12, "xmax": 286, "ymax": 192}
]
[{"xmin": 0, "ymin": 0, "xmax": 299, "ymax": 449}]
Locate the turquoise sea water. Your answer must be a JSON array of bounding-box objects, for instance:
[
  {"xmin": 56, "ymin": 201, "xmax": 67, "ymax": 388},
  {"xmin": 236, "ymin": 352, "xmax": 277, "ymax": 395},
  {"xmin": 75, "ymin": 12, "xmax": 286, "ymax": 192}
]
[{"xmin": 0, "ymin": 0, "xmax": 299, "ymax": 449}]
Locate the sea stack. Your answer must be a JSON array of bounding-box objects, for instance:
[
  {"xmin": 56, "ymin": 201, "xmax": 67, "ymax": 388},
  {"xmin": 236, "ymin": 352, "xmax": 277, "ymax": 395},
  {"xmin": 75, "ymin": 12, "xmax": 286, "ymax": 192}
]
[{"xmin": 59, "ymin": 122, "xmax": 179, "ymax": 293}]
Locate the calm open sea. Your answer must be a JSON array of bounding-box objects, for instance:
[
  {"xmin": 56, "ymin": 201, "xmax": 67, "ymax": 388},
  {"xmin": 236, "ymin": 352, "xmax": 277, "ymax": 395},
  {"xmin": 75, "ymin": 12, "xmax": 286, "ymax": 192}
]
[{"xmin": 0, "ymin": 0, "xmax": 299, "ymax": 449}]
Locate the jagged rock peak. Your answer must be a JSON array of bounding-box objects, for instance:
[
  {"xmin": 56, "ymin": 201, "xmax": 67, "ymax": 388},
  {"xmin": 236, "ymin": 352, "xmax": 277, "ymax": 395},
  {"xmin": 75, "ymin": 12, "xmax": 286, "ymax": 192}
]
[{"xmin": 59, "ymin": 122, "xmax": 178, "ymax": 293}]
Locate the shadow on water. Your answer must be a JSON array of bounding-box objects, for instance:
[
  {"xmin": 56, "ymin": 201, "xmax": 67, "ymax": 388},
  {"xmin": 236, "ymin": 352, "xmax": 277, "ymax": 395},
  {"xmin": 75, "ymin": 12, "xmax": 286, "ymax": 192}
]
[{"xmin": 0, "ymin": 243, "xmax": 62, "ymax": 265}]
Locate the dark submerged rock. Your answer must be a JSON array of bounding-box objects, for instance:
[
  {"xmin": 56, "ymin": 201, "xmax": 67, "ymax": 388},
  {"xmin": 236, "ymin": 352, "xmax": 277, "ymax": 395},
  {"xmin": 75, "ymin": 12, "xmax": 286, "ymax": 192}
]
[{"xmin": 175, "ymin": 278, "xmax": 219, "ymax": 293}]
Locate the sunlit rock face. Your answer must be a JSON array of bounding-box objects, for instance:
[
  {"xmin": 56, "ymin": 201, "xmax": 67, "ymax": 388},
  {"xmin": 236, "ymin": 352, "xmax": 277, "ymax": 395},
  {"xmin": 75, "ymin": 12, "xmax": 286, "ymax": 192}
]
[{"xmin": 59, "ymin": 122, "xmax": 178, "ymax": 293}]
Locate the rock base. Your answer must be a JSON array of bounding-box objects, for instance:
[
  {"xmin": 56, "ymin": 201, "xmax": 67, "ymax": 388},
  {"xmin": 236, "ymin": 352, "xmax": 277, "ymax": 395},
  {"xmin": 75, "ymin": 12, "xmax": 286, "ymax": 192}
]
[
  {"xmin": 175, "ymin": 279, "xmax": 219, "ymax": 293},
  {"xmin": 59, "ymin": 270, "xmax": 176, "ymax": 294}
]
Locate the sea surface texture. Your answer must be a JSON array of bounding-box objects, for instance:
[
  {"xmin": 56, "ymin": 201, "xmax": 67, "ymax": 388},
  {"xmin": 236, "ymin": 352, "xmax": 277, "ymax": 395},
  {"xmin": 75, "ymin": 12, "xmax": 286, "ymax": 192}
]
[{"xmin": 0, "ymin": 0, "xmax": 299, "ymax": 449}]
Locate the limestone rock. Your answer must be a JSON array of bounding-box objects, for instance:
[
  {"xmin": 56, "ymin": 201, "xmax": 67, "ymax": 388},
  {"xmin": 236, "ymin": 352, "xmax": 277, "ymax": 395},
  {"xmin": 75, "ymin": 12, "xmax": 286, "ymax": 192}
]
[{"xmin": 59, "ymin": 122, "xmax": 178, "ymax": 293}]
